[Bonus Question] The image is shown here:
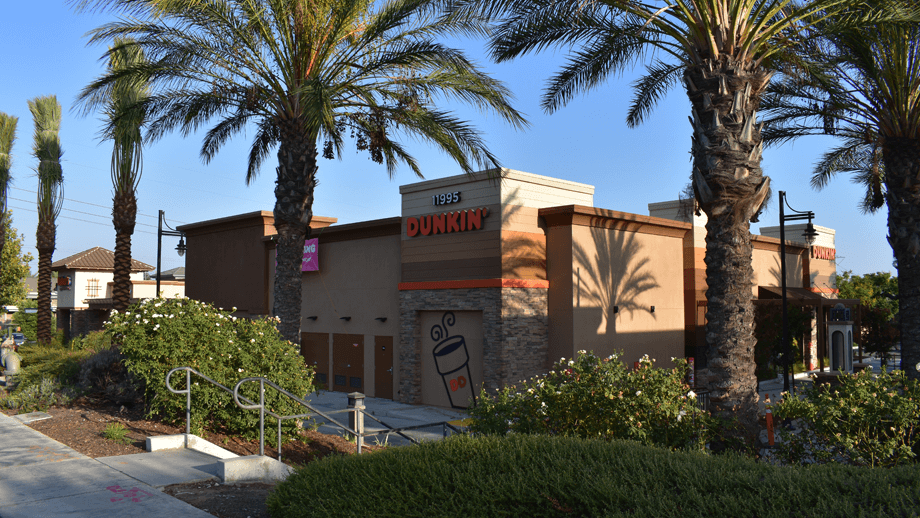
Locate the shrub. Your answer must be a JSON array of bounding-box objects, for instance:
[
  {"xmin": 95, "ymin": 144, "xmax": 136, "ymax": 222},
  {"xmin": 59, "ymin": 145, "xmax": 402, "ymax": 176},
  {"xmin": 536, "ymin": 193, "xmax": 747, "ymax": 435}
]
[
  {"xmin": 468, "ymin": 351, "xmax": 711, "ymax": 450},
  {"xmin": 269, "ymin": 434, "xmax": 920, "ymax": 518},
  {"xmin": 774, "ymin": 369, "xmax": 920, "ymax": 467},
  {"xmin": 77, "ymin": 345, "xmax": 139, "ymax": 403},
  {"xmin": 69, "ymin": 330, "xmax": 111, "ymax": 351},
  {"xmin": 5, "ymin": 376, "xmax": 71, "ymax": 412},
  {"xmin": 12, "ymin": 343, "xmax": 93, "ymax": 389},
  {"xmin": 105, "ymin": 297, "xmax": 314, "ymax": 444}
]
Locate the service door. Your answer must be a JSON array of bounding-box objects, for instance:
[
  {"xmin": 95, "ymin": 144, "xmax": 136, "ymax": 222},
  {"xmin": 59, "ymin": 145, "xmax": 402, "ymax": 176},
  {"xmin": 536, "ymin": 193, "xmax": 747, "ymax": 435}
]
[
  {"xmin": 375, "ymin": 336, "xmax": 394, "ymax": 399},
  {"xmin": 301, "ymin": 332, "xmax": 329, "ymax": 390},
  {"xmin": 332, "ymin": 334, "xmax": 364, "ymax": 393}
]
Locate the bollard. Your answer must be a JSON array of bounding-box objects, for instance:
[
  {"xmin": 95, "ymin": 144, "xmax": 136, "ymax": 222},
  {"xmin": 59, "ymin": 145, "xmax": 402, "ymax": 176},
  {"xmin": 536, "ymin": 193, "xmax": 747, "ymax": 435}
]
[
  {"xmin": 765, "ymin": 395, "xmax": 775, "ymax": 447},
  {"xmin": 347, "ymin": 392, "xmax": 365, "ymax": 454}
]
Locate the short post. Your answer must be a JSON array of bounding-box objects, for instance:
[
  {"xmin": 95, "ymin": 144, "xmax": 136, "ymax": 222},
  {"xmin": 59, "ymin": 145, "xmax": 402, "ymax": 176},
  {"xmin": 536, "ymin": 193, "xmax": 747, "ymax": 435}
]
[{"xmin": 348, "ymin": 392, "xmax": 365, "ymax": 454}]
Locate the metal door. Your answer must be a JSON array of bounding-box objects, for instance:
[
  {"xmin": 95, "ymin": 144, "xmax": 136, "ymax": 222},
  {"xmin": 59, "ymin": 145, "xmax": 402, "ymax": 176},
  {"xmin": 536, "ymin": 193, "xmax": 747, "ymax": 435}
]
[
  {"xmin": 375, "ymin": 336, "xmax": 394, "ymax": 399},
  {"xmin": 301, "ymin": 332, "xmax": 330, "ymax": 389},
  {"xmin": 332, "ymin": 334, "xmax": 364, "ymax": 393}
]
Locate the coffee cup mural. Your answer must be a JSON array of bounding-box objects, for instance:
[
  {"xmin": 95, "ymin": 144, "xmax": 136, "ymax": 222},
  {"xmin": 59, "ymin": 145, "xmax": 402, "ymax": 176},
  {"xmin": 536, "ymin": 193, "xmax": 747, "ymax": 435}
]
[{"xmin": 431, "ymin": 312, "xmax": 476, "ymax": 409}]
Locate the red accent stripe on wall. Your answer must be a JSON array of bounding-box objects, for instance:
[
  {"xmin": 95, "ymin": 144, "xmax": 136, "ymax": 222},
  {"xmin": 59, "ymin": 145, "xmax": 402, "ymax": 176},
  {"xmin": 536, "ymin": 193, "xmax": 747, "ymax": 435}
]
[
  {"xmin": 398, "ymin": 279, "xmax": 549, "ymax": 290},
  {"xmin": 809, "ymin": 287, "xmax": 839, "ymax": 294}
]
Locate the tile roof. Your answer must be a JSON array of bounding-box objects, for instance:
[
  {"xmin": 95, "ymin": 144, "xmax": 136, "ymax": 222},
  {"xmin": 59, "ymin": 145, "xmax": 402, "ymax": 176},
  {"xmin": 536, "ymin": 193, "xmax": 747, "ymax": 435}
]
[{"xmin": 51, "ymin": 247, "xmax": 154, "ymax": 272}]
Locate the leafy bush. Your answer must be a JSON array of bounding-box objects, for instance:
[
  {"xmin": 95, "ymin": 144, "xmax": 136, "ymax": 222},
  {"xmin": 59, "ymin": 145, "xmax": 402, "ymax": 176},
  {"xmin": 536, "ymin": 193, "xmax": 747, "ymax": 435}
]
[
  {"xmin": 12, "ymin": 343, "xmax": 93, "ymax": 389},
  {"xmin": 774, "ymin": 369, "xmax": 920, "ymax": 467},
  {"xmin": 269, "ymin": 434, "xmax": 920, "ymax": 518},
  {"xmin": 5, "ymin": 376, "xmax": 71, "ymax": 412},
  {"xmin": 69, "ymin": 330, "xmax": 112, "ymax": 351},
  {"xmin": 77, "ymin": 345, "xmax": 139, "ymax": 403},
  {"xmin": 105, "ymin": 297, "xmax": 314, "ymax": 444},
  {"xmin": 468, "ymin": 351, "xmax": 711, "ymax": 450}
]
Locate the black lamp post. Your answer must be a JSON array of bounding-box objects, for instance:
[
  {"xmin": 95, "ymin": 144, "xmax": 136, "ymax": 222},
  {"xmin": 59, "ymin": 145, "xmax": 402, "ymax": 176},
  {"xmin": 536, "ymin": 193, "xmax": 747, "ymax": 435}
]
[
  {"xmin": 779, "ymin": 191, "xmax": 819, "ymax": 393},
  {"xmin": 156, "ymin": 210, "xmax": 186, "ymax": 296}
]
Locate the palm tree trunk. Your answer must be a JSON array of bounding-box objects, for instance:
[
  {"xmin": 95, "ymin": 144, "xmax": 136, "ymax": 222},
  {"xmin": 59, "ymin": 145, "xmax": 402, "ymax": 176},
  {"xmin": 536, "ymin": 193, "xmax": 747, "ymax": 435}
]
[
  {"xmin": 112, "ymin": 190, "xmax": 137, "ymax": 313},
  {"xmin": 883, "ymin": 137, "xmax": 920, "ymax": 380},
  {"xmin": 685, "ymin": 60, "xmax": 772, "ymax": 444},
  {"xmin": 272, "ymin": 122, "xmax": 318, "ymax": 346},
  {"xmin": 36, "ymin": 218, "xmax": 56, "ymax": 345}
]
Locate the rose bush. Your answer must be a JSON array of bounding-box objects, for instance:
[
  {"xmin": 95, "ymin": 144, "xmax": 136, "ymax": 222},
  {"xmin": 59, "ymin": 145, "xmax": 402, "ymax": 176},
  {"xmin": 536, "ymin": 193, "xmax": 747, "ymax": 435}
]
[
  {"xmin": 468, "ymin": 351, "xmax": 712, "ymax": 450},
  {"xmin": 774, "ymin": 369, "xmax": 920, "ymax": 467},
  {"xmin": 105, "ymin": 297, "xmax": 314, "ymax": 444}
]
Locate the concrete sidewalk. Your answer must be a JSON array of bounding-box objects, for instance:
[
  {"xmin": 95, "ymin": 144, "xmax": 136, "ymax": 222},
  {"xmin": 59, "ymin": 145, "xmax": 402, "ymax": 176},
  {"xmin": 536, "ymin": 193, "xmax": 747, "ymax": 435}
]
[
  {"xmin": 0, "ymin": 411, "xmax": 216, "ymax": 518},
  {"xmin": 306, "ymin": 390, "xmax": 469, "ymax": 447},
  {"xmin": 0, "ymin": 393, "xmax": 467, "ymax": 517}
]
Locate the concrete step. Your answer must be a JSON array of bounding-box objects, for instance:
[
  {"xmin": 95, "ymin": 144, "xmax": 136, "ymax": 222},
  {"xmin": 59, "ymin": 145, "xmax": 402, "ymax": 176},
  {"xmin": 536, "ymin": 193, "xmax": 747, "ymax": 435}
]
[{"xmin": 145, "ymin": 433, "xmax": 293, "ymax": 484}]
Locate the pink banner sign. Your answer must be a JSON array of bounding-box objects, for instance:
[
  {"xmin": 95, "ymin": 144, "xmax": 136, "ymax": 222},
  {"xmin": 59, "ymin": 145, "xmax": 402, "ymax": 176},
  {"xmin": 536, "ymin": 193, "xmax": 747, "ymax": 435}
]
[{"xmin": 302, "ymin": 238, "xmax": 319, "ymax": 272}]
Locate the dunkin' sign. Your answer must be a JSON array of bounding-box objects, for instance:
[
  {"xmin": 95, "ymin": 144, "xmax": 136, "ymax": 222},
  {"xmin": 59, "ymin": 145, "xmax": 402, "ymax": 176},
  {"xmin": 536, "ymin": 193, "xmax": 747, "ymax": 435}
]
[
  {"xmin": 811, "ymin": 245, "xmax": 836, "ymax": 261},
  {"xmin": 406, "ymin": 208, "xmax": 489, "ymax": 237}
]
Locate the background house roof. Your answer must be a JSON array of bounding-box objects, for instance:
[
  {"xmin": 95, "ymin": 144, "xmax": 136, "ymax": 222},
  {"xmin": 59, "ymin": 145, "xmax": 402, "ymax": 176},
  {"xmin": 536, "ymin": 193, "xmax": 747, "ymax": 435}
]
[
  {"xmin": 148, "ymin": 266, "xmax": 185, "ymax": 281},
  {"xmin": 51, "ymin": 247, "xmax": 154, "ymax": 272}
]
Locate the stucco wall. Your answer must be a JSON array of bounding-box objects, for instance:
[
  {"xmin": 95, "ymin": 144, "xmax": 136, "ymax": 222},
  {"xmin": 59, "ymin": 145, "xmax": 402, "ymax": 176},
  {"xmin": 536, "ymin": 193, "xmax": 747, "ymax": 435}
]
[
  {"xmin": 289, "ymin": 227, "xmax": 402, "ymax": 398},
  {"xmin": 569, "ymin": 224, "xmax": 685, "ymax": 366}
]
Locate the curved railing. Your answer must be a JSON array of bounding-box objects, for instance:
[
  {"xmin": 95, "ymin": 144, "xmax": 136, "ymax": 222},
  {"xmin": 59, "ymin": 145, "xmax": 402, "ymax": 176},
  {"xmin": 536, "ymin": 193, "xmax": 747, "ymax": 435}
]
[{"xmin": 166, "ymin": 366, "xmax": 467, "ymax": 459}]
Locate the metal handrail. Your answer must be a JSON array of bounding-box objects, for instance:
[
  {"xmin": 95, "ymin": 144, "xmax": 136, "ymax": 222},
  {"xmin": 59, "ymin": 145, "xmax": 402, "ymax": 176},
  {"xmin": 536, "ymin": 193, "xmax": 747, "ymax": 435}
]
[{"xmin": 166, "ymin": 366, "xmax": 469, "ymax": 459}]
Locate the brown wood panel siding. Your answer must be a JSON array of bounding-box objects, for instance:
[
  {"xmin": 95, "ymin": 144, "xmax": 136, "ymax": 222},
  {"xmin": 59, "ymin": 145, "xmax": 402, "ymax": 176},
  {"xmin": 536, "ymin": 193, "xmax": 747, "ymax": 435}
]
[
  {"xmin": 401, "ymin": 230, "xmax": 501, "ymax": 263},
  {"xmin": 401, "ymin": 256, "xmax": 502, "ymax": 282},
  {"xmin": 313, "ymin": 218, "xmax": 402, "ymax": 244}
]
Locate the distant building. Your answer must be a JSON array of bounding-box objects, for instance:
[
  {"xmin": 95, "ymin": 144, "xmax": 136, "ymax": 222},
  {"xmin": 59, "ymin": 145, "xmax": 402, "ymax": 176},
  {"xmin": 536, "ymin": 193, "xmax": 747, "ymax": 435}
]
[{"xmin": 52, "ymin": 247, "xmax": 185, "ymax": 339}]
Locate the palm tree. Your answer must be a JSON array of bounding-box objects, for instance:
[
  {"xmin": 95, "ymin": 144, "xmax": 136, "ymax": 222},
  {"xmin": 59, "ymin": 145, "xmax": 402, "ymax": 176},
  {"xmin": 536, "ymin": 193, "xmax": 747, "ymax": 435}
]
[
  {"xmin": 446, "ymin": 0, "xmax": 917, "ymax": 439},
  {"xmin": 29, "ymin": 95, "xmax": 64, "ymax": 345},
  {"xmin": 75, "ymin": 0, "xmax": 525, "ymax": 345},
  {"xmin": 762, "ymin": 21, "xmax": 920, "ymax": 378},
  {"xmin": 0, "ymin": 113, "xmax": 17, "ymax": 260},
  {"xmin": 79, "ymin": 38, "xmax": 149, "ymax": 313}
]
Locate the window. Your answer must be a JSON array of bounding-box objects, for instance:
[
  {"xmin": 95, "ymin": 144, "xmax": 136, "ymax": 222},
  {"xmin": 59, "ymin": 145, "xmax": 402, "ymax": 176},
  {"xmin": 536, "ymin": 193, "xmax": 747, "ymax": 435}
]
[{"xmin": 86, "ymin": 278, "xmax": 100, "ymax": 298}]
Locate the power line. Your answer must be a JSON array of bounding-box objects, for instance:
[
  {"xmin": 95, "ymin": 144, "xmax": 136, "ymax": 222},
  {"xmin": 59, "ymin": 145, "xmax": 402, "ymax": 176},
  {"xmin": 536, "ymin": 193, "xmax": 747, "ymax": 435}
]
[
  {"xmin": 7, "ymin": 203, "xmax": 157, "ymax": 236},
  {"xmin": 10, "ymin": 186, "xmax": 178, "ymax": 223},
  {"xmin": 8, "ymin": 196, "xmax": 160, "ymax": 230}
]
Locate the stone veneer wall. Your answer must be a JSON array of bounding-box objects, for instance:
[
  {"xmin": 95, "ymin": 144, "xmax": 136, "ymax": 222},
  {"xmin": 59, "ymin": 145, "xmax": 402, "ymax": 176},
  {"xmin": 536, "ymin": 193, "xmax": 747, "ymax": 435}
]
[
  {"xmin": 68, "ymin": 308, "xmax": 109, "ymax": 338},
  {"xmin": 397, "ymin": 287, "xmax": 548, "ymax": 404}
]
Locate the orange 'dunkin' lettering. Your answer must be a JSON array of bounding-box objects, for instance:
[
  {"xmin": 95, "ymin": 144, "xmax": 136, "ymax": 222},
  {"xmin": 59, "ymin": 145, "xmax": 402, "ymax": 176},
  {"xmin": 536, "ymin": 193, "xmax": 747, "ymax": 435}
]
[{"xmin": 406, "ymin": 208, "xmax": 489, "ymax": 237}]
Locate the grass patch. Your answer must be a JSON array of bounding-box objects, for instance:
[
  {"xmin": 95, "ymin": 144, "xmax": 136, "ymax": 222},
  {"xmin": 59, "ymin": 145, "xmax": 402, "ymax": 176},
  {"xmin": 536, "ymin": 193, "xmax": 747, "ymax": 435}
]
[
  {"xmin": 103, "ymin": 422, "xmax": 131, "ymax": 444},
  {"xmin": 268, "ymin": 434, "xmax": 920, "ymax": 518}
]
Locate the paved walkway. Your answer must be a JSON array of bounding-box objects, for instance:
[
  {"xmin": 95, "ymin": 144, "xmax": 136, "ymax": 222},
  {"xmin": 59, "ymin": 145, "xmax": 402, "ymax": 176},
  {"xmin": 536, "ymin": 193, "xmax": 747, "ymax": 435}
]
[
  {"xmin": 0, "ymin": 411, "xmax": 216, "ymax": 518},
  {"xmin": 0, "ymin": 393, "xmax": 467, "ymax": 517}
]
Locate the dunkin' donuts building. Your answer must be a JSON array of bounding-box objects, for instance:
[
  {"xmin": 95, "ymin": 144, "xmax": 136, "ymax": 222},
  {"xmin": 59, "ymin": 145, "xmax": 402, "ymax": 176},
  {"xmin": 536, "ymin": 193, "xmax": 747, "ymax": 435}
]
[{"xmin": 179, "ymin": 169, "xmax": 840, "ymax": 408}]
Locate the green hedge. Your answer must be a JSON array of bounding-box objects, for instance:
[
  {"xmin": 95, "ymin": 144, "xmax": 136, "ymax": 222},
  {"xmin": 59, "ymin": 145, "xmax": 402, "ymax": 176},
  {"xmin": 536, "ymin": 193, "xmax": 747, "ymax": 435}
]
[{"xmin": 268, "ymin": 434, "xmax": 920, "ymax": 518}]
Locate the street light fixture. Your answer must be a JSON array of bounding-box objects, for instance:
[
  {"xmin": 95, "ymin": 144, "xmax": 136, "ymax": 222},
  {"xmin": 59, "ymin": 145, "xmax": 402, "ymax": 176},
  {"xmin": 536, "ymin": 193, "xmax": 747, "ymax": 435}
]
[
  {"xmin": 779, "ymin": 191, "xmax": 818, "ymax": 394},
  {"xmin": 157, "ymin": 210, "xmax": 186, "ymax": 296}
]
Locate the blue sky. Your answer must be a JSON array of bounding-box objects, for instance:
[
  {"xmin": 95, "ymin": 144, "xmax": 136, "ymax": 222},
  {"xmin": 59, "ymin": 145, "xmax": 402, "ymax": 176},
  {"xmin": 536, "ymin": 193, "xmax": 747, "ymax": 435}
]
[{"xmin": 3, "ymin": 0, "xmax": 892, "ymax": 278}]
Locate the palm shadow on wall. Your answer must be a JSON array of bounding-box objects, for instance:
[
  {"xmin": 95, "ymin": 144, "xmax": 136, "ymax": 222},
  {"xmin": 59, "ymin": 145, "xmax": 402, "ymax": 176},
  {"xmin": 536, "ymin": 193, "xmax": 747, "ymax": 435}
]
[
  {"xmin": 500, "ymin": 189, "xmax": 546, "ymax": 280},
  {"xmin": 573, "ymin": 221, "xmax": 659, "ymax": 334}
]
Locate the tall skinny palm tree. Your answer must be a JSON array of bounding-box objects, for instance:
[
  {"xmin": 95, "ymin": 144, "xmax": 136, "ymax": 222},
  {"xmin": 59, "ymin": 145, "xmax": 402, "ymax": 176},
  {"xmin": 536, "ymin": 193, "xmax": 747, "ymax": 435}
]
[
  {"xmin": 762, "ymin": 21, "xmax": 920, "ymax": 378},
  {"xmin": 75, "ymin": 0, "xmax": 526, "ymax": 345},
  {"xmin": 80, "ymin": 38, "xmax": 149, "ymax": 313},
  {"xmin": 0, "ymin": 113, "xmax": 17, "ymax": 260},
  {"xmin": 447, "ymin": 0, "xmax": 918, "ymax": 439},
  {"xmin": 29, "ymin": 95, "xmax": 64, "ymax": 345}
]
